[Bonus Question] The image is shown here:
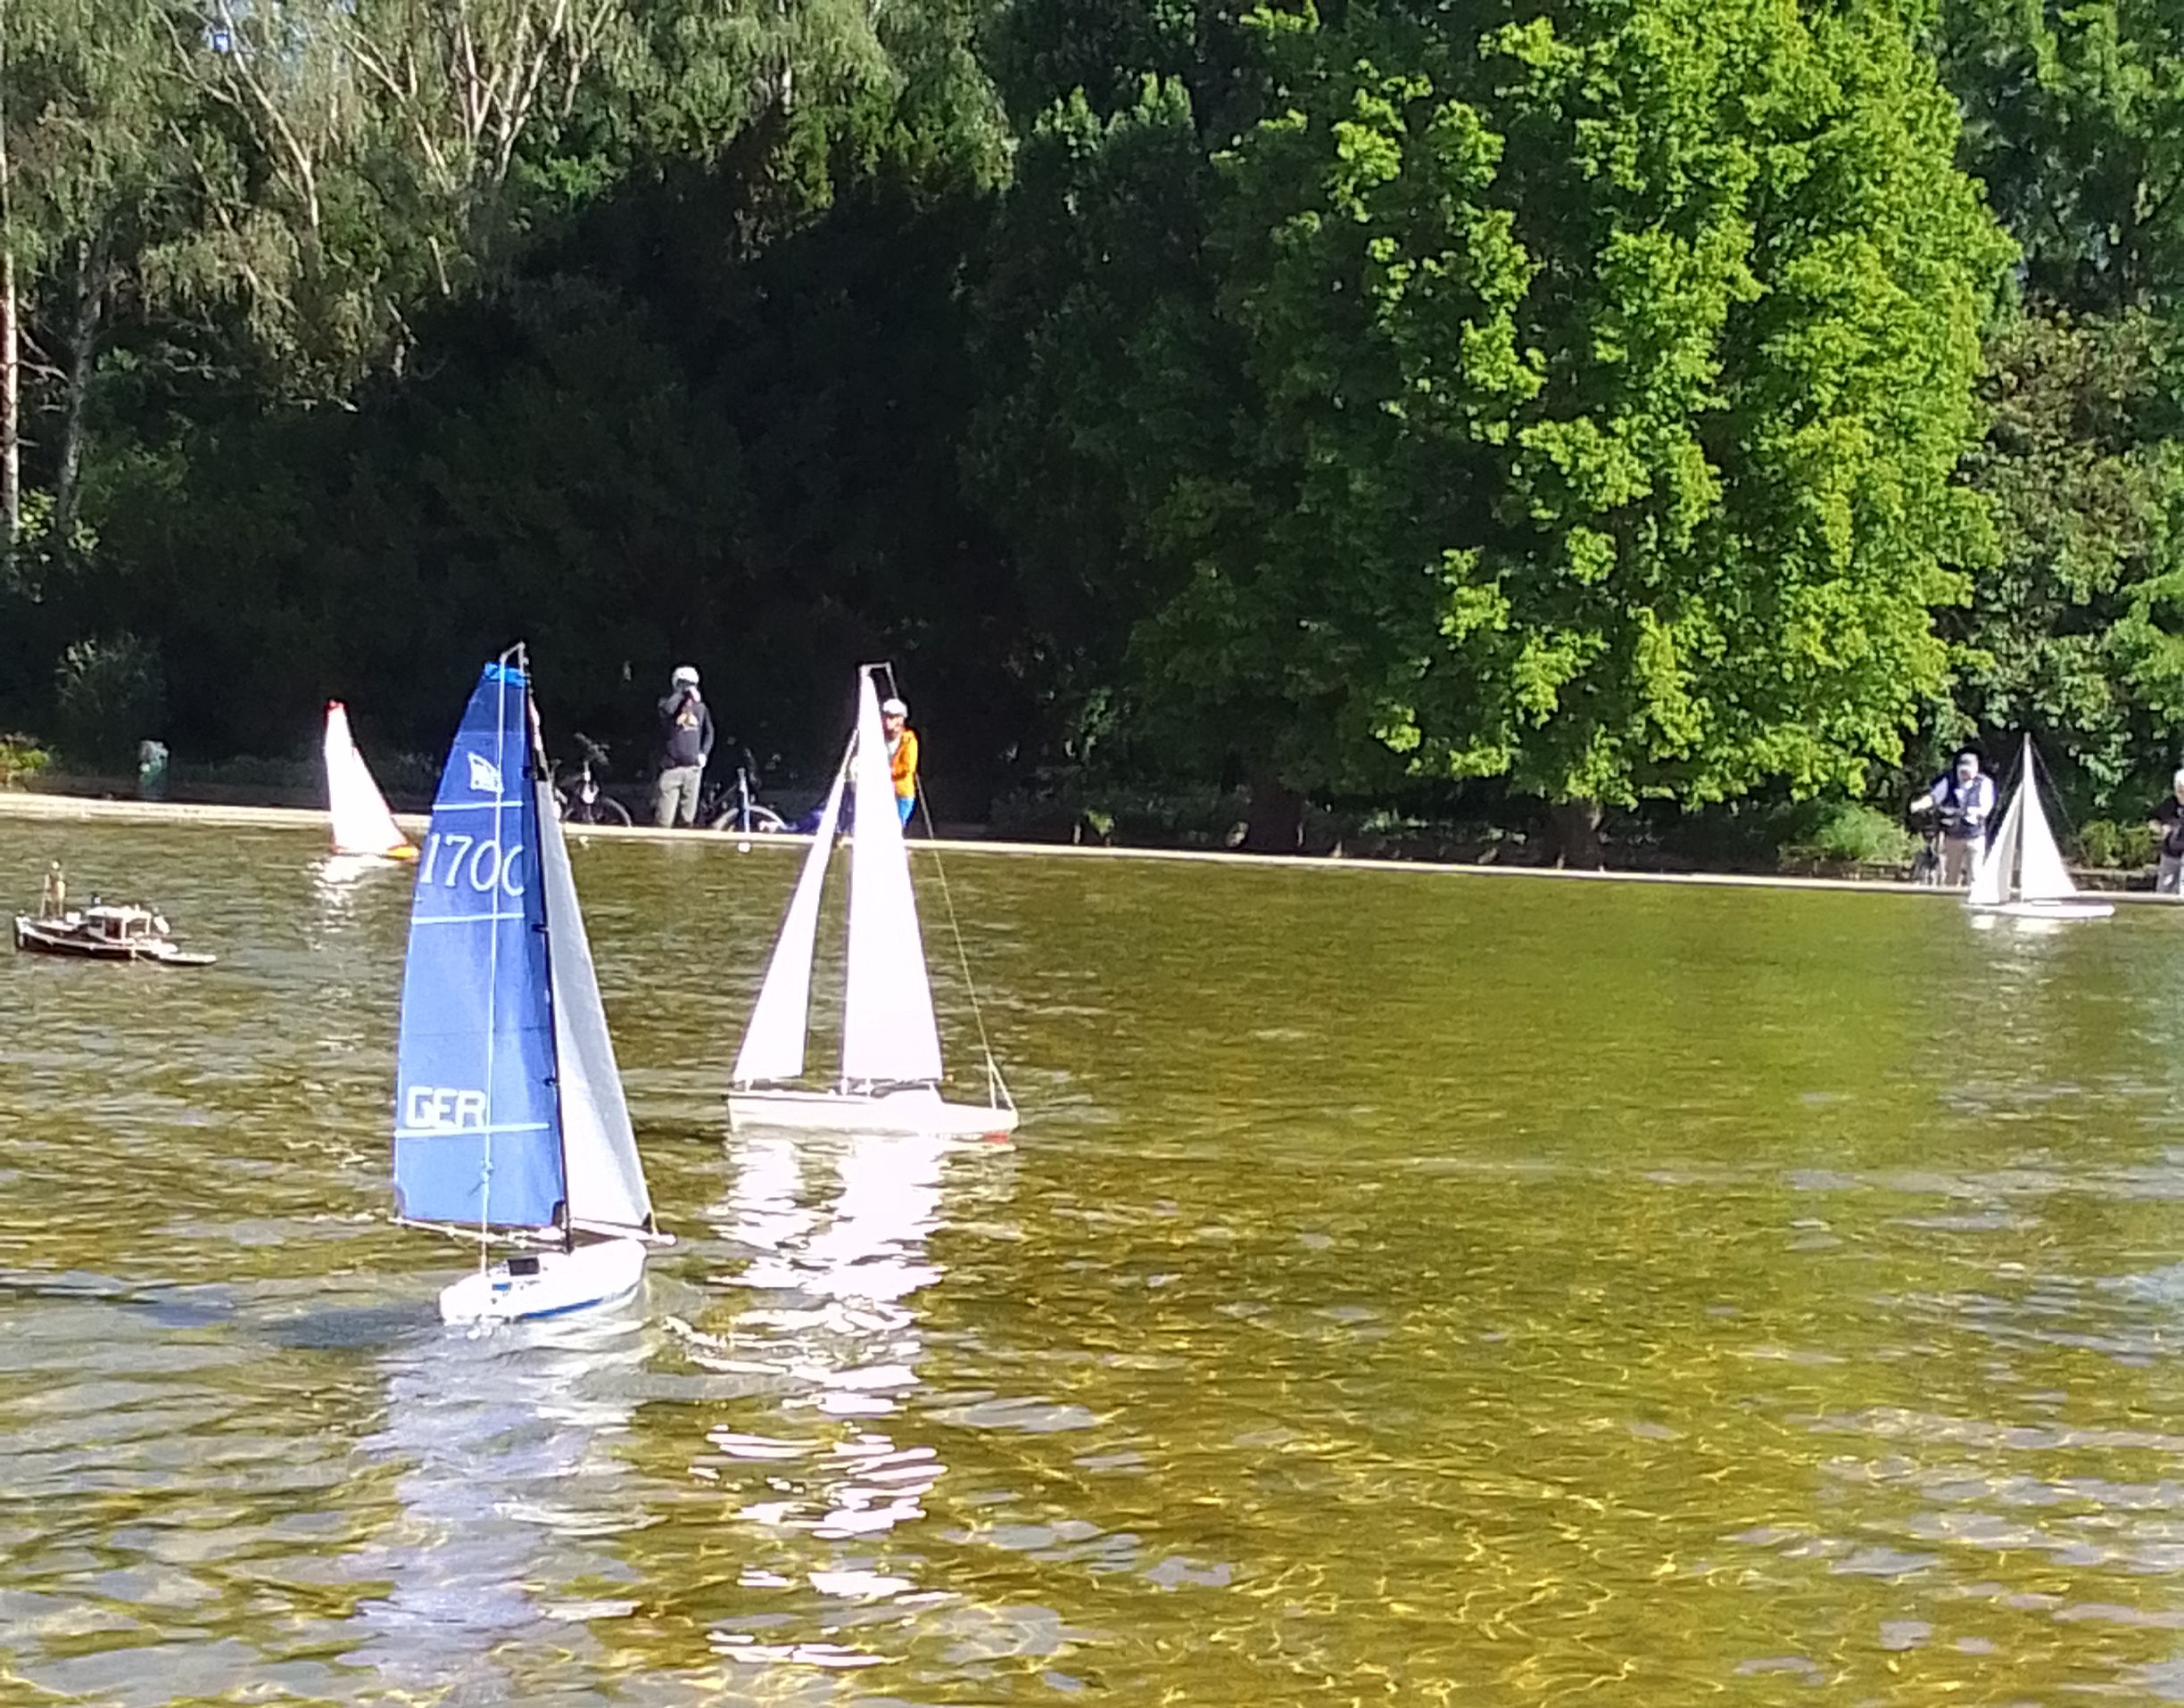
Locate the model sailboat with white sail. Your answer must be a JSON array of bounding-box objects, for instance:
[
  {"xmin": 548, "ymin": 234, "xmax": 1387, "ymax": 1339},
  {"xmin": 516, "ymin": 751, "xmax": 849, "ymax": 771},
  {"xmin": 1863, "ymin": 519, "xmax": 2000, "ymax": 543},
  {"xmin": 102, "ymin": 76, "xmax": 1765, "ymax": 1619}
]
[
  {"xmin": 325, "ymin": 701, "xmax": 418, "ymax": 861},
  {"xmin": 728, "ymin": 667, "xmax": 1018, "ymax": 1138},
  {"xmin": 393, "ymin": 651, "xmax": 670, "ymax": 1323},
  {"xmin": 1965, "ymin": 736, "xmax": 2114, "ymax": 921}
]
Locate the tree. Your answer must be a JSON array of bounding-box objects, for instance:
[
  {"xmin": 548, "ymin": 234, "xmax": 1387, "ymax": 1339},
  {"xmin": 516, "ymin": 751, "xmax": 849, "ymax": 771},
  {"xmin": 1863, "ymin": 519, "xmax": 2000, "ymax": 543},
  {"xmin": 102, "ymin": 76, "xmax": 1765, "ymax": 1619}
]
[
  {"xmin": 3, "ymin": 0, "xmax": 205, "ymax": 574},
  {"xmin": 1021, "ymin": 0, "xmax": 2013, "ymax": 849},
  {"xmin": 1947, "ymin": 309, "xmax": 2184, "ymax": 811},
  {"xmin": 1942, "ymin": 0, "xmax": 2184, "ymax": 312}
]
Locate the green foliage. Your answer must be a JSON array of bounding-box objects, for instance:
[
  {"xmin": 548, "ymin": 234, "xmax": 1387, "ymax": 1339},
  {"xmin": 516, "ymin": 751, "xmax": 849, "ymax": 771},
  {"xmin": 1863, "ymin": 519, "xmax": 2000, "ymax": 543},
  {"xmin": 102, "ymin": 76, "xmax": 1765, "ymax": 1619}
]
[
  {"xmin": 0, "ymin": 736, "xmax": 53, "ymax": 788},
  {"xmin": 1778, "ymin": 801, "xmax": 1917, "ymax": 866},
  {"xmin": 2074, "ymin": 817, "xmax": 2156, "ymax": 869},
  {"xmin": 2, "ymin": 0, "xmax": 2162, "ymax": 846},
  {"xmin": 995, "ymin": 0, "xmax": 2014, "ymax": 813},
  {"xmin": 1946, "ymin": 309, "xmax": 2184, "ymax": 812},
  {"xmin": 52, "ymin": 631, "xmax": 164, "ymax": 767},
  {"xmin": 1942, "ymin": 0, "xmax": 2184, "ymax": 310}
]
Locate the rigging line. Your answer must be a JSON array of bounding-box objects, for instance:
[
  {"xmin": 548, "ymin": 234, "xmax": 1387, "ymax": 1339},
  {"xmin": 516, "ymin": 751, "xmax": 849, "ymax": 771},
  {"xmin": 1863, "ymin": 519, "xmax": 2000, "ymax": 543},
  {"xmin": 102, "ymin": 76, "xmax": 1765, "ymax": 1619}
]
[
  {"xmin": 2025, "ymin": 735, "xmax": 2089, "ymax": 851},
  {"xmin": 913, "ymin": 778, "xmax": 1011, "ymax": 1107}
]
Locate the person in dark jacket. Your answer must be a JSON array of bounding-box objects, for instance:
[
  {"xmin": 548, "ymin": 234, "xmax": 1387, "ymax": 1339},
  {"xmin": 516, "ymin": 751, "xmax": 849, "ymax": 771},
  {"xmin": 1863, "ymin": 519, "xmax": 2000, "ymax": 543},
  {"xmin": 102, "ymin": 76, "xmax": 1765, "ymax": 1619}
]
[
  {"xmin": 655, "ymin": 665, "xmax": 715, "ymax": 828},
  {"xmin": 1908, "ymin": 747, "xmax": 1996, "ymax": 887},
  {"xmin": 2149, "ymin": 769, "xmax": 2184, "ymax": 895}
]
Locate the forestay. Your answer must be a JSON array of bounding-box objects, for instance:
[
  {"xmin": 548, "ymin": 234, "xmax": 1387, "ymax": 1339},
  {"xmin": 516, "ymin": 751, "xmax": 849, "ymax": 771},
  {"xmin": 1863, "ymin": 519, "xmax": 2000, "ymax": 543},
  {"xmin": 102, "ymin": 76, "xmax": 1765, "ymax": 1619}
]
[
  {"xmin": 326, "ymin": 701, "xmax": 410, "ymax": 856},
  {"xmin": 733, "ymin": 759, "xmax": 850, "ymax": 1085},
  {"xmin": 393, "ymin": 662, "xmax": 565, "ymax": 1230},
  {"xmin": 840, "ymin": 672, "xmax": 944, "ymax": 1086},
  {"xmin": 537, "ymin": 781, "xmax": 653, "ymax": 1235}
]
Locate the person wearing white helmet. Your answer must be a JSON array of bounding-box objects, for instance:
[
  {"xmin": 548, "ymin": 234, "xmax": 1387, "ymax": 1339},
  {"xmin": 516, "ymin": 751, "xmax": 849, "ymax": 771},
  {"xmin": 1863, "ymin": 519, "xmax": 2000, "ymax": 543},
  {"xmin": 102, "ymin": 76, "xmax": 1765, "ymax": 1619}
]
[
  {"xmin": 654, "ymin": 664, "xmax": 714, "ymax": 828},
  {"xmin": 2148, "ymin": 767, "xmax": 2184, "ymax": 894},
  {"xmin": 881, "ymin": 696, "xmax": 918, "ymax": 828}
]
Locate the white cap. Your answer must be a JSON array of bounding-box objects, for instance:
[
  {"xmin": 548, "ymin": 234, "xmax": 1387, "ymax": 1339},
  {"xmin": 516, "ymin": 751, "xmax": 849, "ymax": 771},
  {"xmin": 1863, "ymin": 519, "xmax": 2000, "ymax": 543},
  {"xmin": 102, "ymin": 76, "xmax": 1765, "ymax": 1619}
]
[
  {"xmin": 881, "ymin": 697, "xmax": 907, "ymax": 717},
  {"xmin": 672, "ymin": 665, "xmax": 699, "ymax": 687},
  {"xmin": 2172, "ymin": 767, "xmax": 2184, "ymax": 788}
]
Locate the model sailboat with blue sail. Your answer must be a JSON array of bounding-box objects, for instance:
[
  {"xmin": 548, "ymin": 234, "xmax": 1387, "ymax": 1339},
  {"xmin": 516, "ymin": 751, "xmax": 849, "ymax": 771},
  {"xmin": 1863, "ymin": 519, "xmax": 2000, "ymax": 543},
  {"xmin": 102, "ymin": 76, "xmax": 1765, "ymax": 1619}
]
[{"xmin": 393, "ymin": 649, "xmax": 669, "ymax": 1324}]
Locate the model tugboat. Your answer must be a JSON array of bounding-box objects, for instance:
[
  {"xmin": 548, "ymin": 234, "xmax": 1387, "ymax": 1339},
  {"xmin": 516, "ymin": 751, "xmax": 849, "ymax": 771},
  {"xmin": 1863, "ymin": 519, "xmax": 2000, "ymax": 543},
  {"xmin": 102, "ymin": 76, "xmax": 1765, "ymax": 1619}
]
[{"xmin": 12, "ymin": 863, "xmax": 215, "ymax": 966}]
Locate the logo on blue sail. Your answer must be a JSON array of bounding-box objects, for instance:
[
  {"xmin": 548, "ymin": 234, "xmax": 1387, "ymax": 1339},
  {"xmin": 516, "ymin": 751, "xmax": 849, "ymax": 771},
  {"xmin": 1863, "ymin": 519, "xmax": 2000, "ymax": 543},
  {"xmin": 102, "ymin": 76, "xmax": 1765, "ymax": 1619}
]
[
  {"xmin": 402, "ymin": 1085, "xmax": 488, "ymax": 1132},
  {"xmin": 467, "ymin": 752, "xmax": 503, "ymax": 795}
]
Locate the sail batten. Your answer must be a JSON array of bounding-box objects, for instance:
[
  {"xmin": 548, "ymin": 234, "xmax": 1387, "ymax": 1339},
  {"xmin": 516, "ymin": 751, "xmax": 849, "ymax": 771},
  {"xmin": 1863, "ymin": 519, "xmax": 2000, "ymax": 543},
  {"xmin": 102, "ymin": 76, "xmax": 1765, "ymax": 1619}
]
[
  {"xmin": 393, "ymin": 662, "xmax": 565, "ymax": 1230},
  {"xmin": 840, "ymin": 672, "xmax": 945, "ymax": 1086},
  {"xmin": 733, "ymin": 760, "xmax": 849, "ymax": 1085}
]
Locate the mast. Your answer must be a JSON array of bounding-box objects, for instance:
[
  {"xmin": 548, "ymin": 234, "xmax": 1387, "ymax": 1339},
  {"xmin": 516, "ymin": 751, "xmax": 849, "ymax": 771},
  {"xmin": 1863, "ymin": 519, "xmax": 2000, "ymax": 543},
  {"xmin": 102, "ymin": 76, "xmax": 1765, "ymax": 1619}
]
[{"xmin": 517, "ymin": 645, "xmax": 575, "ymax": 1253}]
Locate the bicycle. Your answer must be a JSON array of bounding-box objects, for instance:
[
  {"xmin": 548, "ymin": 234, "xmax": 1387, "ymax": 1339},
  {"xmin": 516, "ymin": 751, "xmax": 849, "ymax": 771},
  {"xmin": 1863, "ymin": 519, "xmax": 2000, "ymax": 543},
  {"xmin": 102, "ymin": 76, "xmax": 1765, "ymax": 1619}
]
[
  {"xmin": 703, "ymin": 749, "xmax": 787, "ymax": 835},
  {"xmin": 553, "ymin": 734, "xmax": 634, "ymax": 827}
]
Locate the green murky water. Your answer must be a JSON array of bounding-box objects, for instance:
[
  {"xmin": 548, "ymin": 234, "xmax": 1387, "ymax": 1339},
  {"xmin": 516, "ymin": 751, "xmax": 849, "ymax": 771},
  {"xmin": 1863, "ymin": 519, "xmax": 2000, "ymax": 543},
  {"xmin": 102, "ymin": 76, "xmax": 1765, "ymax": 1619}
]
[{"xmin": 5, "ymin": 819, "xmax": 2184, "ymax": 1704}]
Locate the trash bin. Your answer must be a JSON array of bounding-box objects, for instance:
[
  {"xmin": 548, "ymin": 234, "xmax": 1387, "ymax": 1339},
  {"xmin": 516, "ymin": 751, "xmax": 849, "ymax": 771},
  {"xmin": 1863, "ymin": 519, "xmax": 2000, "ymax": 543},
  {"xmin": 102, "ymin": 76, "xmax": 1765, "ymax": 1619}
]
[{"xmin": 137, "ymin": 739, "xmax": 169, "ymax": 802}]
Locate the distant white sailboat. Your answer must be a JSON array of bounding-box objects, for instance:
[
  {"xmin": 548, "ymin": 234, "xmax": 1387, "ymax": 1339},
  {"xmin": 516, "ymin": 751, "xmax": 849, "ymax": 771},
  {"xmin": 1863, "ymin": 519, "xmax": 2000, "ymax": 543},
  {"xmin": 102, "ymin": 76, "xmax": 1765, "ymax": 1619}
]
[
  {"xmin": 727, "ymin": 667, "xmax": 1018, "ymax": 1138},
  {"xmin": 393, "ymin": 650, "xmax": 671, "ymax": 1323},
  {"xmin": 325, "ymin": 700, "xmax": 418, "ymax": 861},
  {"xmin": 1965, "ymin": 736, "xmax": 2114, "ymax": 921}
]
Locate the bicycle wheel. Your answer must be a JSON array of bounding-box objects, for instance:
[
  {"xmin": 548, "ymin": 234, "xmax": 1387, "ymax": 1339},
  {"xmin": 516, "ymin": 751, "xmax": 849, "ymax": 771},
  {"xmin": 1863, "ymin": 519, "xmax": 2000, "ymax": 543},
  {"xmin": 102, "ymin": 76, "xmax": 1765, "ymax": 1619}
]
[
  {"xmin": 599, "ymin": 796, "xmax": 633, "ymax": 828},
  {"xmin": 746, "ymin": 807, "xmax": 787, "ymax": 833}
]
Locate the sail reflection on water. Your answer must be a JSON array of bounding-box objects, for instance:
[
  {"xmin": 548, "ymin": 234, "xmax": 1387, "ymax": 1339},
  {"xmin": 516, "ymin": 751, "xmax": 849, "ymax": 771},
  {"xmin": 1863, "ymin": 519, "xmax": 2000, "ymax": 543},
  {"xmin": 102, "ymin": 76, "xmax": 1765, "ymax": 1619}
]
[
  {"xmin": 341, "ymin": 1316, "xmax": 654, "ymax": 1695},
  {"xmin": 698, "ymin": 1129, "xmax": 956, "ymax": 1597}
]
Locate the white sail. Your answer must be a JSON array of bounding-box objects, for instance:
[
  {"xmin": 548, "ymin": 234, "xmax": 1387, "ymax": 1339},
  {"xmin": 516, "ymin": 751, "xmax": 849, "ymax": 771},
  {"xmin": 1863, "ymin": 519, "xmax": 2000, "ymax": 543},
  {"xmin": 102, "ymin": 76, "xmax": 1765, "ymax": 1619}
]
[
  {"xmin": 325, "ymin": 701, "xmax": 411, "ymax": 856},
  {"xmin": 1966, "ymin": 782, "xmax": 2022, "ymax": 909},
  {"xmin": 2014, "ymin": 742, "xmax": 2079, "ymax": 903},
  {"xmin": 732, "ymin": 760, "xmax": 850, "ymax": 1085},
  {"xmin": 536, "ymin": 780, "xmax": 653, "ymax": 1235},
  {"xmin": 840, "ymin": 671, "xmax": 944, "ymax": 1087}
]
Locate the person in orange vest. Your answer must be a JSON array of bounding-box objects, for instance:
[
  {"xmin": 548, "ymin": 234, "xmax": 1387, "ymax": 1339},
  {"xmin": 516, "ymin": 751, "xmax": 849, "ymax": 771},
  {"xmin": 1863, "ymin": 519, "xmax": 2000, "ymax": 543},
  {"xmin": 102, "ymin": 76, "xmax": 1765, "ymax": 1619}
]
[{"xmin": 881, "ymin": 697, "xmax": 919, "ymax": 827}]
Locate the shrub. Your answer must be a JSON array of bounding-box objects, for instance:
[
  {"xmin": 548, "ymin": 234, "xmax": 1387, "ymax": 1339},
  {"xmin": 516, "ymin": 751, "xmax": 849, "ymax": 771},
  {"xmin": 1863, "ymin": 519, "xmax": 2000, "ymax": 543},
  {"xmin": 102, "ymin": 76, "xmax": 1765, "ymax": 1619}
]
[
  {"xmin": 0, "ymin": 734, "xmax": 50, "ymax": 788},
  {"xmin": 2075, "ymin": 818, "xmax": 2155, "ymax": 868},
  {"xmin": 1781, "ymin": 801, "xmax": 1915, "ymax": 865},
  {"xmin": 53, "ymin": 633, "xmax": 165, "ymax": 770}
]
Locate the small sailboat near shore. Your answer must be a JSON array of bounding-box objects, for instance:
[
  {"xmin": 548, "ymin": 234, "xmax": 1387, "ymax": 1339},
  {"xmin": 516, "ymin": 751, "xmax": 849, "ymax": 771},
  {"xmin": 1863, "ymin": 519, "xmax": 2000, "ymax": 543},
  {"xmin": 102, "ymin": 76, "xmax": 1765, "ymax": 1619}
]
[
  {"xmin": 1966, "ymin": 736, "xmax": 2114, "ymax": 922},
  {"xmin": 393, "ymin": 651, "xmax": 670, "ymax": 1324},
  {"xmin": 727, "ymin": 667, "xmax": 1017, "ymax": 1139},
  {"xmin": 325, "ymin": 701, "xmax": 418, "ymax": 862}
]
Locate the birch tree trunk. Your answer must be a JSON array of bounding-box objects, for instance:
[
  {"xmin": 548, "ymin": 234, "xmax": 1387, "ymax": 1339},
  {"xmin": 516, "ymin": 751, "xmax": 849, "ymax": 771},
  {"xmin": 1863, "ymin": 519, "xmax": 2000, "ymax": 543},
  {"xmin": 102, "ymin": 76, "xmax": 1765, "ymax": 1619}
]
[
  {"xmin": 0, "ymin": 0, "xmax": 19, "ymax": 560},
  {"xmin": 52, "ymin": 243, "xmax": 107, "ymax": 565}
]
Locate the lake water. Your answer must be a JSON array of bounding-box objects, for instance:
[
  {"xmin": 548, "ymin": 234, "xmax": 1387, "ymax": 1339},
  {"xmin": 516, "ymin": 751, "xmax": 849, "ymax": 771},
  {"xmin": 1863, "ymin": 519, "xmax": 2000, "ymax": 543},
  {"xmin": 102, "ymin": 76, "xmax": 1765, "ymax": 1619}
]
[{"xmin": 4, "ymin": 820, "xmax": 2184, "ymax": 1703}]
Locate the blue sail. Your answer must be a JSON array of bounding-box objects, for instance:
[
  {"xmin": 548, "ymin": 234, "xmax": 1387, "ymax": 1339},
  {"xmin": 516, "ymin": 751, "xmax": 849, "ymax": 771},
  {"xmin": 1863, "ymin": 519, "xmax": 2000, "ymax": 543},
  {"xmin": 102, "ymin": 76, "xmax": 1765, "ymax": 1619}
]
[{"xmin": 393, "ymin": 660, "xmax": 566, "ymax": 1230}]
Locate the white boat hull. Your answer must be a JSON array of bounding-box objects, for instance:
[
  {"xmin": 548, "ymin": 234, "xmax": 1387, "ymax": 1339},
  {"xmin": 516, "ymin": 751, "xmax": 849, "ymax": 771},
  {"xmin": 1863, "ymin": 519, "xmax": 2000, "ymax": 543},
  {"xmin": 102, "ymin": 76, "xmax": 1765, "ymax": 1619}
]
[
  {"xmin": 436, "ymin": 1236, "xmax": 648, "ymax": 1324},
  {"xmin": 1967, "ymin": 898, "xmax": 2115, "ymax": 921},
  {"xmin": 728, "ymin": 1085, "xmax": 1019, "ymax": 1138}
]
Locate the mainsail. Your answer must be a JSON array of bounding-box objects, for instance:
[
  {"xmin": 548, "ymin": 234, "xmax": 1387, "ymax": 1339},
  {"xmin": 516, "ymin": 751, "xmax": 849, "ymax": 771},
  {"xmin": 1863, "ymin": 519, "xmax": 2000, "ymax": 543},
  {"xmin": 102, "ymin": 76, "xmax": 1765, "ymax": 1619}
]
[
  {"xmin": 2016, "ymin": 755, "xmax": 2079, "ymax": 904},
  {"xmin": 326, "ymin": 701, "xmax": 412, "ymax": 857},
  {"xmin": 840, "ymin": 672, "xmax": 944, "ymax": 1087},
  {"xmin": 393, "ymin": 662, "xmax": 564, "ymax": 1230}
]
